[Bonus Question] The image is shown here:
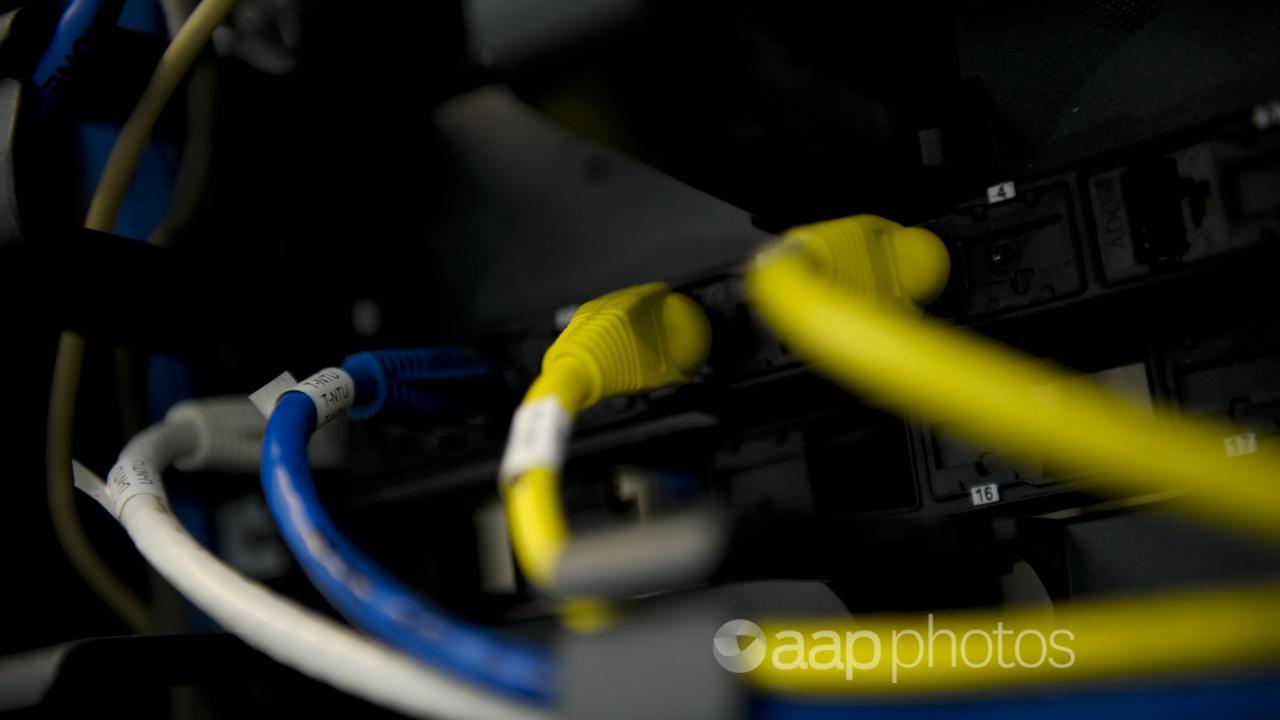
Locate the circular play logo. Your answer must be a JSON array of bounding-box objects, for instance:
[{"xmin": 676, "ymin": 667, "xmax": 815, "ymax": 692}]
[{"xmin": 713, "ymin": 619, "xmax": 766, "ymax": 673}]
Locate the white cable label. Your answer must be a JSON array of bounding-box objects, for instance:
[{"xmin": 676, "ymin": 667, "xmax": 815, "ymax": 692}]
[
  {"xmin": 72, "ymin": 461, "xmax": 115, "ymax": 516},
  {"xmin": 498, "ymin": 397, "xmax": 573, "ymax": 485},
  {"xmin": 249, "ymin": 371, "xmax": 299, "ymax": 419},
  {"xmin": 106, "ymin": 458, "xmax": 167, "ymax": 517},
  {"xmin": 250, "ymin": 368, "xmax": 353, "ymax": 427},
  {"xmin": 294, "ymin": 368, "xmax": 355, "ymax": 428}
]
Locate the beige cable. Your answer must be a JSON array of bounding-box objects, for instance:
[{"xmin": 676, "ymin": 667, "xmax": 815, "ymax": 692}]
[{"xmin": 46, "ymin": 0, "xmax": 239, "ymax": 634}]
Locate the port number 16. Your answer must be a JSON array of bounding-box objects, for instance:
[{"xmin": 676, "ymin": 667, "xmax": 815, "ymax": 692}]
[{"xmin": 970, "ymin": 483, "xmax": 1000, "ymax": 506}]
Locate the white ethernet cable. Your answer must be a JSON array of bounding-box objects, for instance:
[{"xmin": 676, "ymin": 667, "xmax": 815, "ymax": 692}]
[{"xmin": 73, "ymin": 397, "xmax": 552, "ymax": 720}]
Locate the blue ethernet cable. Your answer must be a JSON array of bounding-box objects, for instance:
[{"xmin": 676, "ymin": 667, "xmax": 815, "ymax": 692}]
[
  {"xmin": 41, "ymin": 0, "xmax": 180, "ymax": 239},
  {"xmin": 36, "ymin": 0, "xmax": 168, "ymax": 108},
  {"xmin": 34, "ymin": 0, "xmax": 121, "ymax": 105},
  {"xmin": 260, "ymin": 352, "xmax": 554, "ymax": 703},
  {"xmin": 753, "ymin": 672, "xmax": 1280, "ymax": 720}
]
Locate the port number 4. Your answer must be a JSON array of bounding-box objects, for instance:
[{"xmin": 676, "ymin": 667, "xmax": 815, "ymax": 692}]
[
  {"xmin": 987, "ymin": 181, "xmax": 1016, "ymax": 204},
  {"xmin": 970, "ymin": 483, "xmax": 1000, "ymax": 506}
]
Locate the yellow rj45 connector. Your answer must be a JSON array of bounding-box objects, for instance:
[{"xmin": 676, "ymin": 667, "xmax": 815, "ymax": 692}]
[
  {"xmin": 525, "ymin": 282, "xmax": 711, "ymax": 412},
  {"xmin": 502, "ymin": 282, "xmax": 711, "ymax": 595}
]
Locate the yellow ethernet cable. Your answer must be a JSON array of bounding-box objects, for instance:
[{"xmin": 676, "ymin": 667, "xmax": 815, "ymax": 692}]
[
  {"xmin": 739, "ymin": 214, "xmax": 1280, "ymax": 693},
  {"xmin": 499, "ymin": 282, "xmax": 711, "ymax": 599},
  {"xmin": 747, "ymin": 582, "xmax": 1280, "ymax": 696},
  {"xmin": 746, "ymin": 214, "xmax": 1280, "ymax": 540}
]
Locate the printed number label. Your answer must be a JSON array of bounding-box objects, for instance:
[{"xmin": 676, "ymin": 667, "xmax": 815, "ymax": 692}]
[
  {"xmin": 970, "ymin": 483, "xmax": 1000, "ymax": 506},
  {"xmin": 987, "ymin": 181, "xmax": 1016, "ymax": 204},
  {"xmin": 1224, "ymin": 432, "xmax": 1258, "ymax": 458}
]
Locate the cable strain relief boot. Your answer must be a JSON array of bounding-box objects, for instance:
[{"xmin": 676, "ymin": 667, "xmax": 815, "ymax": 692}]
[
  {"xmin": 541, "ymin": 283, "xmax": 711, "ymax": 411},
  {"xmin": 166, "ymin": 396, "xmax": 267, "ymax": 472},
  {"xmin": 342, "ymin": 348, "xmax": 491, "ymax": 420},
  {"xmin": 783, "ymin": 215, "xmax": 951, "ymax": 306}
]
